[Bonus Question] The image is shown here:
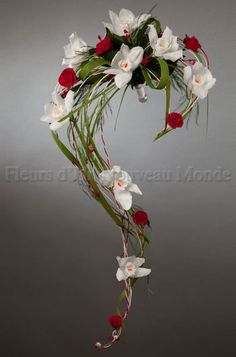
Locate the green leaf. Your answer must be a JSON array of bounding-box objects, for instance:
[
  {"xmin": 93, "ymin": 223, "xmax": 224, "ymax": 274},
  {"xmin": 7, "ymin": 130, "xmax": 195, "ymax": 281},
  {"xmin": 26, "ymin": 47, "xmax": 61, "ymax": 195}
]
[
  {"xmin": 133, "ymin": 17, "xmax": 161, "ymax": 47},
  {"xmin": 154, "ymin": 19, "xmax": 161, "ymax": 34},
  {"xmin": 51, "ymin": 131, "xmax": 81, "ymax": 167},
  {"xmin": 142, "ymin": 58, "xmax": 170, "ymax": 90},
  {"xmin": 106, "ymin": 28, "xmax": 127, "ymax": 45},
  {"xmin": 79, "ymin": 58, "xmax": 110, "ymax": 81},
  {"xmin": 100, "ymin": 50, "xmax": 117, "ymax": 61},
  {"xmin": 118, "ymin": 290, "xmax": 126, "ymax": 303}
]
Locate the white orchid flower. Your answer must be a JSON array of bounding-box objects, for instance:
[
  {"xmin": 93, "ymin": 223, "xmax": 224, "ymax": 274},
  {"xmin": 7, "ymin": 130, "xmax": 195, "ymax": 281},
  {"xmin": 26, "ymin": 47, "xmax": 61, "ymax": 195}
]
[
  {"xmin": 40, "ymin": 90, "xmax": 74, "ymax": 131},
  {"xmin": 103, "ymin": 44, "xmax": 144, "ymax": 88},
  {"xmin": 99, "ymin": 165, "xmax": 142, "ymax": 210},
  {"xmin": 116, "ymin": 256, "xmax": 151, "ymax": 281},
  {"xmin": 148, "ymin": 25, "xmax": 183, "ymax": 62},
  {"xmin": 184, "ymin": 62, "xmax": 216, "ymax": 99},
  {"xmin": 103, "ymin": 8, "xmax": 151, "ymax": 36},
  {"xmin": 62, "ymin": 33, "xmax": 88, "ymax": 66}
]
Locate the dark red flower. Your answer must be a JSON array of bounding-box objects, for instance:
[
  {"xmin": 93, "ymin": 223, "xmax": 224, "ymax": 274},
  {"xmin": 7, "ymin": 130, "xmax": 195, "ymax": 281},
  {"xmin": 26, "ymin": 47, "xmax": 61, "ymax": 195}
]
[
  {"xmin": 58, "ymin": 68, "xmax": 77, "ymax": 88},
  {"xmin": 132, "ymin": 211, "xmax": 149, "ymax": 226},
  {"xmin": 108, "ymin": 315, "xmax": 123, "ymax": 329},
  {"xmin": 167, "ymin": 112, "xmax": 184, "ymax": 129},
  {"xmin": 88, "ymin": 144, "xmax": 95, "ymax": 154},
  {"xmin": 141, "ymin": 55, "xmax": 152, "ymax": 66},
  {"xmin": 183, "ymin": 35, "xmax": 202, "ymax": 52},
  {"xmin": 96, "ymin": 37, "xmax": 113, "ymax": 55}
]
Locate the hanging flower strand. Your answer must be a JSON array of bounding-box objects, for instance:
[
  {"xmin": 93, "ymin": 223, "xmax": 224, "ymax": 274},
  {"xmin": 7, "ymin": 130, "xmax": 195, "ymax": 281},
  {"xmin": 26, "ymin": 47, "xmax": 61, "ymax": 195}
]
[{"xmin": 40, "ymin": 7, "xmax": 216, "ymax": 350}]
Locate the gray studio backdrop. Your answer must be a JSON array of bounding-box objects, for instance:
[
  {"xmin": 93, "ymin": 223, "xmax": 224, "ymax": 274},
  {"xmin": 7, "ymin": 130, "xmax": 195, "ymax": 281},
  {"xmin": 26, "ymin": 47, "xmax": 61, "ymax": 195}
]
[{"xmin": 1, "ymin": 0, "xmax": 235, "ymax": 356}]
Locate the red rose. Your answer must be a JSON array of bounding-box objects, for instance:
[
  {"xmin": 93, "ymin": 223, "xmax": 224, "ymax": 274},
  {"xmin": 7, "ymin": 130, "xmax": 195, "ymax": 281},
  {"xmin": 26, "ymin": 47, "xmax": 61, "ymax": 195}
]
[
  {"xmin": 58, "ymin": 68, "xmax": 77, "ymax": 88},
  {"xmin": 141, "ymin": 55, "xmax": 152, "ymax": 66},
  {"xmin": 108, "ymin": 315, "xmax": 123, "ymax": 329},
  {"xmin": 167, "ymin": 112, "xmax": 184, "ymax": 129},
  {"xmin": 183, "ymin": 35, "xmax": 201, "ymax": 52},
  {"xmin": 96, "ymin": 37, "xmax": 113, "ymax": 55},
  {"xmin": 132, "ymin": 211, "xmax": 149, "ymax": 226}
]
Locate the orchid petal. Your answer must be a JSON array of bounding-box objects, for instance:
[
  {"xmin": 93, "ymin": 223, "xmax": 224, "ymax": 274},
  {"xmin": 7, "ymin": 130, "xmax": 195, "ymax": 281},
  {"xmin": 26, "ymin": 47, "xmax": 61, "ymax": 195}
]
[
  {"xmin": 70, "ymin": 33, "xmax": 87, "ymax": 52},
  {"xmin": 109, "ymin": 10, "xmax": 123, "ymax": 36},
  {"xmin": 114, "ymin": 170, "xmax": 132, "ymax": 186},
  {"xmin": 114, "ymin": 71, "xmax": 132, "ymax": 88},
  {"xmin": 134, "ymin": 267, "xmax": 151, "ymax": 278},
  {"xmin": 119, "ymin": 44, "xmax": 130, "ymax": 58},
  {"xmin": 49, "ymin": 118, "xmax": 69, "ymax": 131},
  {"xmin": 103, "ymin": 68, "xmax": 123, "ymax": 75},
  {"xmin": 116, "ymin": 256, "xmax": 132, "ymax": 267},
  {"xmin": 119, "ymin": 8, "xmax": 135, "ymax": 24},
  {"xmin": 64, "ymin": 90, "xmax": 74, "ymax": 113},
  {"xmin": 40, "ymin": 114, "xmax": 52, "ymax": 123},
  {"xmin": 128, "ymin": 46, "xmax": 144, "ymax": 70},
  {"xmin": 52, "ymin": 91, "xmax": 64, "ymax": 106},
  {"xmin": 114, "ymin": 189, "xmax": 132, "ymax": 210},
  {"xmin": 133, "ymin": 257, "xmax": 145, "ymax": 268},
  {"xmin": 63, "ymin": 43, "xmax": 74, "ymax": 59},
  {"xmin": 148, "ymin": 24, "xmax": 158, "ymax": 49},
  {"xmin": 162, "ymin": 26, "xmax": 173, "ymax": 39},
  {"xmin": 103, "ymin": 22, "xmax": 114, "ymax": 33},
  {"xmin": 127, "ymin": 183, "xmax": 142, "ymax": 195},
  {"xmin": 116, "ymin": 268, "xmax": 126, "ymax": 281},
  {"xmin": 99, "ymin": 170, "xmax": 114, "ymax": 187},
  {"xmin": 44, "ymin": 103, "xmax": 54, "ymax": 116},
  {"xmin": 184, "ymin": 66, "xmax": 192, "ymax": 84},
  {"xmin": 163, "ymin": 50, "xmax": 183, "ymax": 62},
  {"xmin": 112, "ymin": 166, "xmax": 121, "ymax": 173}
]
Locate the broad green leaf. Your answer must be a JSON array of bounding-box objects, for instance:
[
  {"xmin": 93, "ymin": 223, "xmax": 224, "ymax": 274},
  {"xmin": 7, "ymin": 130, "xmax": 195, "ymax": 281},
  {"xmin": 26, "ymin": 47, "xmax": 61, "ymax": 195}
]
[{"xmin": 79, "ymin": 58, "xmax": 110, "ymax": 81}]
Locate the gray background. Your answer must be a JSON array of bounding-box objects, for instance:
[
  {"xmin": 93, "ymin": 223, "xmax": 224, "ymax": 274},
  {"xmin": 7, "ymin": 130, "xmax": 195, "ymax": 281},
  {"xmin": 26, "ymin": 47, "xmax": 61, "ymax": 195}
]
[{"xmin": 1, "ymin": 0, "xmax": 235, "ymax": 356}]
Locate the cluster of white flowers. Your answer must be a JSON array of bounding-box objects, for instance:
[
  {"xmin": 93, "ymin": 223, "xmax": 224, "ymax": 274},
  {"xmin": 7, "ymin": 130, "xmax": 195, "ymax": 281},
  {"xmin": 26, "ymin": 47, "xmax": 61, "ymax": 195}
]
[{"xmin": 41, "ymin": 8, "xmax": 216, "ymax": 130}]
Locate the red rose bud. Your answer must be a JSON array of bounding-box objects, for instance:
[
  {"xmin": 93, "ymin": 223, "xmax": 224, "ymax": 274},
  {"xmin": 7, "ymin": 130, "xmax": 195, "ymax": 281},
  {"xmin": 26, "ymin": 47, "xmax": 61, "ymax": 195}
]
[
  {"xmin": 96, "ymin": 37, "xmax": 113, "ymax": 55},
  {"xmin": 108, "ymin": 315, "xmax": 123, "ymax": 329},
  {"xmin": 58, "ymin": 68, "xmax": 77, "ymax": 88},
  {"xmin": 141, "ymin": 55, "xmax": 152, "ymax": 66},
  {"xmin": 167, "ymin": 112, "xmax": 184, "ymax": 129},
  {"xmin": 132, "ymin": 210, "xmax": 149, "ymax": 226},
  {"xmin": 88, "ymin": 144, "xmax": 95, "ymax": 154},
  {"xmin": 183, "ymin": 35, "xmax": 202, "ymax": 52}
]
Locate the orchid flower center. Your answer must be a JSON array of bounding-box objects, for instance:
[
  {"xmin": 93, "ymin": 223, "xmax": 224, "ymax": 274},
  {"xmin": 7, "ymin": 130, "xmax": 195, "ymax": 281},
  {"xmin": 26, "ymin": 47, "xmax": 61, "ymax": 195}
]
[
  {"xmin": 118, "ymin": 60, "xmax": 130, "ymax": 71},
  {"xmin": 125, "ymin": 262, "xmax": 135, "ymax": 274},
  {"xmin": 159, "ymin": 39, "xmax": 169, "ymax": 49},
  {"xmin": 115, "ymin": 179, "xmax": 125, "ymax": 188},
  {"xmin": 193, "ymin": 75, "xmax": 204, "ymax": 85},
  {"xmin": 120, "ymin": 19, "xmax": 130, "ymax": 32}
]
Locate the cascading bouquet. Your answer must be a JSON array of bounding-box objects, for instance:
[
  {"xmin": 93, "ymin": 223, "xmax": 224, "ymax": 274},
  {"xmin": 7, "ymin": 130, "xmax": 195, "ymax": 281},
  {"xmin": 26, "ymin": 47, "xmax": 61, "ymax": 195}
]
[{"xmin": 41, "ymin": 8, "xmax": 215, "ymax": 350}]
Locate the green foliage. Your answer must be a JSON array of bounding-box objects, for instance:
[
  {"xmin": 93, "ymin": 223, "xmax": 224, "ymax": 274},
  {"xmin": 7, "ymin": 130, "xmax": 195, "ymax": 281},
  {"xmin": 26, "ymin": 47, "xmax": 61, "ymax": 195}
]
[
  {"xmin": 79, "ymin": 58, "xmax": 110, "ymax": 81},
  {"xmin": 106, "ymin": 28, "xmax": 128, "ymax": 46},
  {"xmin": 132, "ymin": 17, "xmax": 161, "ymax": 47},
  {"xmin": 142, "ymin": 58, "xmax": 170, "ymax": 89}
]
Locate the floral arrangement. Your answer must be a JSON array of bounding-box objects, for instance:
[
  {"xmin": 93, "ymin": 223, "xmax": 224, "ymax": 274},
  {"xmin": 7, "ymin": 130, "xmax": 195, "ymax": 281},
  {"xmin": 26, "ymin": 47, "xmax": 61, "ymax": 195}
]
[{"xmin": 41, "ymin": 8, "xmax": 215, "ymax": 350}]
